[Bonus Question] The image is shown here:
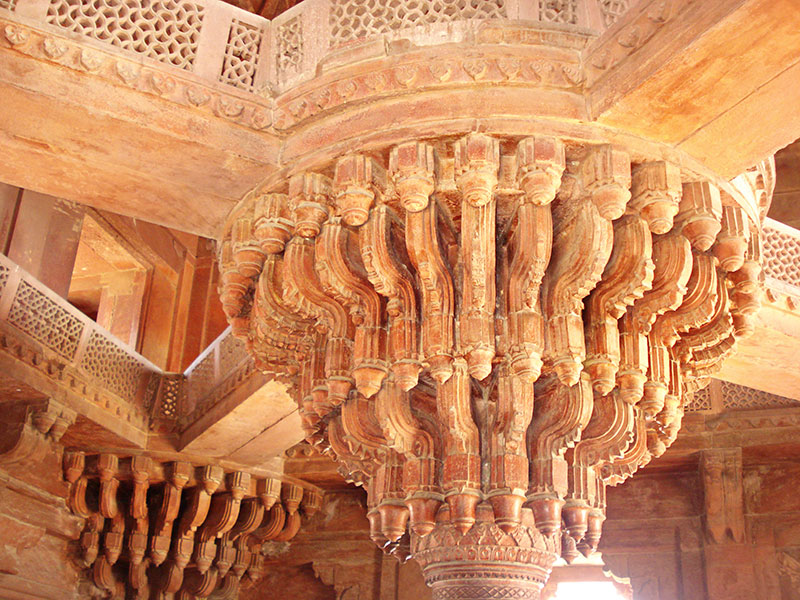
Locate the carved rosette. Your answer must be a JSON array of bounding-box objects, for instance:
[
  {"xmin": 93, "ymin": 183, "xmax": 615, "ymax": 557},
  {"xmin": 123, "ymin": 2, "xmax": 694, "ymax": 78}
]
[{"xmin": 218, "ymin": 132, "xmax": 764, "ymax": 593}]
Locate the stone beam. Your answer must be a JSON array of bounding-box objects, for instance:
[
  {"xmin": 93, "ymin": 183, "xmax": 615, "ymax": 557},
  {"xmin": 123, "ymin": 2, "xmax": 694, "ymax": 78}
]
[
  {"xmin": 180, "ymin": 378, "xmax": 305, "ymax": 464},
  {"xmin": 0, "ymin": 25, "xmax": 280, "ymax": 238},
  {"xmin": 586, "ymin": 0, "xmax": 800, "ymax": 179},
  {"xmin": 717, "ymin": 298, "xmax": 800, "ymax": 401}
]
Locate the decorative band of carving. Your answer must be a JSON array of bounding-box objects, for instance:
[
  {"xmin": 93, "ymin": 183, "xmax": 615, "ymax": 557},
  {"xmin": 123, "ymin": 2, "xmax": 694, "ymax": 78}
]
[{"xmin": 431, "ymin": 584, "xmax": 541, "ymax": 600}]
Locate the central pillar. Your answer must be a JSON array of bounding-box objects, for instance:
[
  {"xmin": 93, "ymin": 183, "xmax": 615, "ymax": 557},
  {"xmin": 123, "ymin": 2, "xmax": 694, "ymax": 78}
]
[{"xmin": 413, "ymin": 504, "xmax": 558, "ymax": 600}]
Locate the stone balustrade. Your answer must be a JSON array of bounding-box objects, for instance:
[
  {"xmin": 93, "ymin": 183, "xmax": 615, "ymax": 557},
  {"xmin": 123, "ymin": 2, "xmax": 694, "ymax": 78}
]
[
  {"xmin": 1, "ymin": 0, "xmax": 623, "ymax": 97},
  {"xmin": 0, "ymin": 252, "xmax": 160, "ymax": 444}
]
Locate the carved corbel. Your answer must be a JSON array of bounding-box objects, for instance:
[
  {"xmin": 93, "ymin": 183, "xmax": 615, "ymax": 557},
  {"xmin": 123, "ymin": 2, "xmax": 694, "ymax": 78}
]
[
  {"xmin": 543, "ymin": 195, "xmax": 613, "ymax": 386},
  {"xmin": 102, "ymin": 512, "xmax": 125, "ymax": 565},
  {"xmin": 572, "ymin": 392, "xmax": 634, "ymax": 482},
  {"xmin": 215, "ymin": 573, "xmax": 241, "ymax": 600},
  {"xmin": 456, "ymin": 133, "xmax": 499, "ymax": 380},
  {"xmin": 317, "ymin": 219, "xmax": 388, "ymax": 398},
  {"xmin": 97, "ymin": 454, "xmax": 120, "ymax": 519},
  {"xmin": 282, "ymin": 483, "xmax": 304, "ymax": 516},
  {"xmin": 0, "ymin": 401, "xmax": 57, "ymax": 465},
  {"xmin": 677, "ymin": 181, "xmax": 723, "ymax": 251},
  {"xmin": 506, "ymin": 201, "xmax": 551, "ymax": 383},
  {"xmin": 584, "ymin": 214, "xmax": 654, "ymax": 394},
  {"xmin": 390, "ymin": 141, "xmax": 436, "ymax": 212},
  {"xmin": 630, "ymin": 161, "xmax": 682, "ymax": 233},
  {"xmin": 271, "ymin": 509, "xmax": 302, "ymax": 542},
  {"xmin": 302, "ymin": 489, "xmax": 323, "ymax": 517},
  {"xmin": 701, "ymin": 449, "xmax": 745, "ymax": 544},
  {"xmin": 516, "ymin": 136, "xmax": 565, "ymax": 205},
  {"xmin": 181, "ymin": 567, "xmax": 219, "ymax": 598},
  {"xmin": 194, "ymin": 472, "xmax": 250, "ymax": 574},
  {"xmin": 232, "ymin": 206, "xmax": 266, "ymax": 279},
  {"xmin": 374, "ymin": 379, "xmax": 440, "ymax": 536},
  {"xmin": 334, "ymin": 154, "xmax": 386, "ymax": 227},
  {"xmin": 30, "ymin": 398, "xmax": 76, "ymax": 443},
  {"xmin": 129, "ymin": 456, "xmax": 152, "ymax": 520},
  {"xmin": 567, "ymin": 391, "xmax": 633, "ymax": 542},
  {"xmin": 335, "ymin": 393, "xmax": 386, "ymax": 471},
  {"xmin": 654, "ymin": 358, "xmax": 684, "ymax": 450},
  {"xmin": 64, "ymin": 450, "xmax": 91, "ymax": 518},
  {"xmin": 644, "ymin": 253, "xmax": 717, "ymax": 417},
  {"xmin": 686, "ymin": 333, "xmax": 737, "ymax": 382},
  {"xmin": 217, "ymin": 498, "xmax": 264, "ymax": 580},
  {"xmin": 288, "ymin": 172, "xmax": 333, "ymax": 240},
  {"xmin": 360, "ymin": 205, "xmax": 423, "ymax": 391},
  {"xmin": 92, "ymin": 555, "xmax": 119, "ymax": 593},
  {"xmin": 488, "ymin": 365, "xmax": 534, "ymax": 532},
  {"xmin": 328, "ymin": 415, "xmax": 375, "ymax": 485},
  {"xmin": 252, "ymin": 503, "xmax": 286, "ymax": 543},
  {"xmin": 617, "ymin": 232, "xmax": 692, "ymax": 404},
  {"xmin": 729, "ymin": 230, "xmax": 762, "ymax": 339},
  {"xmin": 219, "ymin": 237, "xmax": 250, "ymax": 322},
  {"xmin": 673, "ymin": 270, "xmax": 732, "ymax": 365},
  {"xmin": 127, "ymin": 456, "xmax": 151, "ymax": 588},
  {"xmin": 580, "ymin": 145, "xmax": 631, "ymax": 220},
  {"xmin": 162, "ymin": 465, "xmax": 223, "ymax": 593},
  {"xmin": 150, "ymin": 461, "xmax": 192, "ymax": 566},
  {"xmin": 297, "ymin": 333, "xmax": 327, "ymax": 442},
  {"xmin": 284, "ymin": 237, "xmax": 354, "ymax": 414},
  {"xmin": 527, "ymin": 374, "xmax": 594, "ymax": 536},
  {"xmin": 374, "ymin": 450, "xmax": 410, "ymax": 543},
  {"xmin": 80, "ymin": 513, "xmax": 105, "ymax": 568},
  {"xmin": 505, "ymin": 136, "xmax": 564, "ymax": 383},
  {"xmin": 713, "ymin": 204, "xmax": 750, "ymax": 272},
  {"xmin": 600, "ymin": 407, "xmax": 651, "ymax": 486},
  {"xmin": 257, "ymin": 477, "xmax": 281, "ymax": 511},
  {"xmin": 253, "ymin": 255, "xmax": 313, "ymax": 358},
  {"xmin": 254, "ymin": 193, "xmax": 294, "ymax": 254},
  {"xmin": 404, "ymin": 200, "xmax": 456, "ymax": 383},
  {"xmin": 438, "ymin": 358, "xmax": 481, "ymax": 533}
]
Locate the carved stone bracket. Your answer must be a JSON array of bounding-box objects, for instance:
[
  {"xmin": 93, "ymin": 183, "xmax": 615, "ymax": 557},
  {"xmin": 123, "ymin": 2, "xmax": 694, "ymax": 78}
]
[
  {"xmin": 62, "ymin": 453, "xmax": 318, "ymax": 598},
  {"xmin": 217, "ymin": 132, "xmax": 763, "ymax": 596}
]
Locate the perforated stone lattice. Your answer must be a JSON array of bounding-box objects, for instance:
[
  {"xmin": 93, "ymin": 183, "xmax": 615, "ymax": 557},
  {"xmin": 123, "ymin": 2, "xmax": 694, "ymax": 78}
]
[
  {"xmin": 46, "ymin": 0, "xmax": 205, "ymax": 70},
  {"xmin": 0, "ymin": 0, "xmax": 17, "ymax": 11},
  {"xmin": 218, "ymin": 331, "xmax": 249, "ymax": 376},
  {"xmin": 276, "ymin": 15, "xmax": 302, "ymax": 74},
  {"xmin": 79, "ymin": 331, "xmax": 146, "ymax": 401},
  {"xmin": 330, "ymin": 0, "xmax": 507, "ymax": 46},
  {"xmin": 0, "ymin": 264, "xmax": 9, "ymax": 296},
  {"xmin": 685, "ymin": 385, "xmax": 712, "ymax": 412},
  {"xmin": 763, "ymin": 225, "xmax": 800, "ymax": 289},
  {"xmin": 187, "ymin": 349, "xmax": 216, "ymax": 407},
  {"xmin": 721, "ymin": 380, "xmax": 798, "ymax": 411},
  {"xmin": 219, "ymin": 19, "xmax": 262, "ymax": 90},
  {"xmin": 539, "ymin": 0, "xmax": 578, "ymax": 25},
  {"xmin": 159, "ymin": 374, "xmax": 183, "ymax": 418},
  {"xmin": 8, "ymin": 281, "xmax": 83, "ymax": 360},
  {"xmin": 598, "ymin": 0, "xmax": 629, "ymax": 26}
]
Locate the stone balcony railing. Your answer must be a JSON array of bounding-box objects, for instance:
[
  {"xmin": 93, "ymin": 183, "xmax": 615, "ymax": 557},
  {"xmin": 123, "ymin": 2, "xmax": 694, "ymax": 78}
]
[
  {"xmin": 762, "ymin": 217, "xmax": 800, "ymax": 296},
  {"xmin": 1, "ymin": 0, "xmax": 622, "ymax": 99},
  {"xmin": 0, "ymin": 252, "xmax": 160, "ymax": 445}
]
